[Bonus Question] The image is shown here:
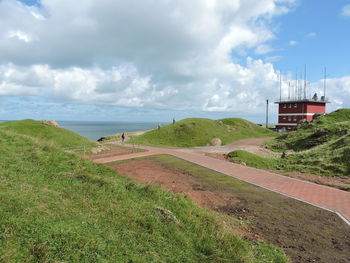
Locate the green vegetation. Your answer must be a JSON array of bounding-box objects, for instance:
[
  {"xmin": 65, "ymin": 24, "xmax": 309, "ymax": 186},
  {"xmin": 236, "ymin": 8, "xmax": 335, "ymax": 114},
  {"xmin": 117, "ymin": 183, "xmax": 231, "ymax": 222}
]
[
  {"xmin": 130, "ymin": 118, "xmax": 275, "ymax": 147},
  {"xmin": 228, "ymin": 150, "xmax": 277, "ymax": 170},
  {"xmin": 229, "ymin": 109, "xmax": 350, "ymax": 178},
  {"xmin": 0, "ymin": 121, "xmax": 287, "ymax": 262},
  {"xmin": 0, "ymin": 119, "xmax": 97, "ymax": 152}
]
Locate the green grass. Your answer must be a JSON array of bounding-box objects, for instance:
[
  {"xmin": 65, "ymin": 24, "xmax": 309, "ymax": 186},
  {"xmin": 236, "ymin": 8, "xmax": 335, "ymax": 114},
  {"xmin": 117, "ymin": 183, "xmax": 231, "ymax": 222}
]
[
  {"xmin": 258, "ymin": 109, "xmax": 350, "ymax": 177},
  {"xmin": 228, "ymin": 150, "xmax": 277, "ymax": 170},
  {"xmin": 268, "ymin": 109, "xmax": 350, "ymax": 152},
  {"xmin": 129, "ymin": 118, "xmax": 276, "ymax": 147},
  {"xmin": 228, "ymin": 144, "xmax": 350, "ymax": 178},
  {"xmin": 0, "ymin": 122, "xmax": 287, "ymax": 262},
  {"xmin": 0, "ymin": 119, "xmax": 97, "ymax": 152}
]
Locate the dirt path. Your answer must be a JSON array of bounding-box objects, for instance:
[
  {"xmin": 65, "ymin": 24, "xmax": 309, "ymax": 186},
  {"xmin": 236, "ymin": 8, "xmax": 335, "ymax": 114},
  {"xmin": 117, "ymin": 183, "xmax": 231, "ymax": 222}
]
[
  {"xmin": 93, "ymin": 143, "xmax": 350, "ymax": 225},
  {"xmin": 107, "ymin": 156, "xmax": 350, "ymax": 263},
  {"xmin": 110, "ymin": 159, "xmax": 238, "ymax": 211},
  {"xmin": 84, "ymin": 145, "xmax": 133, "ymax": 160}
]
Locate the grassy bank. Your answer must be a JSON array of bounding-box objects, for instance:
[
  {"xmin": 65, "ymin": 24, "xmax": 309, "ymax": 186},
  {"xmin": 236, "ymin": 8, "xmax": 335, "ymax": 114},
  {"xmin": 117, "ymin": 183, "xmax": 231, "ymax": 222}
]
[
  {"xmin": 0, "ymin": 122, "xmax": 287, "ymax": 262},
  {"xmin": 129, "ymin": 118, "xmax": 275, "ymax": 147},
  {"xmin": 228, "ymin": 109, "xmax": 350, "ymax": 179},
  {"xmin": 0, "ymin": 119, "xmax": 97, "ymax": 151}
]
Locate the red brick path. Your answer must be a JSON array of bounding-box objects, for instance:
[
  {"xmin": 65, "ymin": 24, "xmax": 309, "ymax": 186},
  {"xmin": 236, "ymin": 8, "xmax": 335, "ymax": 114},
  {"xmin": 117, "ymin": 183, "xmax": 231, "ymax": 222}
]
[{"xmin": 93, "ymin": 144, "xmax": 350, "ymax": 225}]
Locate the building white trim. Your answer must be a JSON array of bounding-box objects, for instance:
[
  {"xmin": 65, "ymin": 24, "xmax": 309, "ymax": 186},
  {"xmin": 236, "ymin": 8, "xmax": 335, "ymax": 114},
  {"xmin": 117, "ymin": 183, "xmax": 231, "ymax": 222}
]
[
  {"xmin": 277, "ymin": 123, "xmax": 298, "ymax": 126},
  {"xmin": 278, "ymin": 113, "xmax": 314, "ymax": 116}
]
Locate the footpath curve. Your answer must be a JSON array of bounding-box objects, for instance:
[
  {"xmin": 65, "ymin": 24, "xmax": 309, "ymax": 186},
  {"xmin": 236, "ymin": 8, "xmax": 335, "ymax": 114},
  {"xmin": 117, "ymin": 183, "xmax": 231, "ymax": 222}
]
[{"xmin": 94, "ymin": 144, "xmax": 350, "ymax": 226}]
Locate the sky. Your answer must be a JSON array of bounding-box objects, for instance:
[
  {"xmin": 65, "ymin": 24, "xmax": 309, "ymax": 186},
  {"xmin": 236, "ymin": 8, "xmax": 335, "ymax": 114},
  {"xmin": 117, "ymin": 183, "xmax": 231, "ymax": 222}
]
[{"xmin": 0, "ymin": 0, "xmax": 349, "ymax": 123}]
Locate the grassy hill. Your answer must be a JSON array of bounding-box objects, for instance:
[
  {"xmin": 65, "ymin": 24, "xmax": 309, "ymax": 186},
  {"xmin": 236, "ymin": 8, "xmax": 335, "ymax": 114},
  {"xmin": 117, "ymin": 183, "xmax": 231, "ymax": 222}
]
[
  {"xmin": 0, "ymin": 119, "xmax": 97, "ymax": 151},
  {"xmin": 129, "ymin": 118, "xmax": 275, "ymax": 147},
  {"xmin": 229, "ymin": 109, "xmax": 350, "ymax": 180},
  {"xmin": 268, "ymin": 109, "xmax": 350, "ymax": 152},
  {"xmin": 0, "ymin": 121, "xmax": 287, "ymax": 262}
]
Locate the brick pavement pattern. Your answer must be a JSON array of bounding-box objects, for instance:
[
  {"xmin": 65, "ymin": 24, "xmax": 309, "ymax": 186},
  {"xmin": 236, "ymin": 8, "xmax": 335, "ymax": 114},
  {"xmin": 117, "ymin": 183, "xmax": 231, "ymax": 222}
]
[{"xmin": 93, "ymin": 144, "xmax": 350, "ymax": 225}]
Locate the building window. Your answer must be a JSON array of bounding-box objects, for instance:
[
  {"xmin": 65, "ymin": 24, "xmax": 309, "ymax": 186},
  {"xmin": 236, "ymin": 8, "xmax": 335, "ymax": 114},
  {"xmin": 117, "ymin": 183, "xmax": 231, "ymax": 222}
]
[
  {"xmin": 283, "ymin": 104, "xmax": 286, "ymax": 108},
  {"xmin": 289, "ymin": 103, "xmax": 292, "ymax": 108},
  {"xmin": 294, "ymin": 103, "xmax": 297, "ymax": 108},
  {"xmin": 293, "ymin": 116, "xmax": 297, "ymax": 121},
  {"xmin": 283, "ymin": 117, "xmax": 286, "ymax": 120},
  {"xmin": 288, "ymin": 116, "xmax": 291, "ymax": 121}
]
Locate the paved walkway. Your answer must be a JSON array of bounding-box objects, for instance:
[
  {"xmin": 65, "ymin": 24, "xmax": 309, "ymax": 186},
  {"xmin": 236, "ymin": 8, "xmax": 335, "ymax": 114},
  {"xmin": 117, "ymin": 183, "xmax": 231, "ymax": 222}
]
[{"xmin": 93, "ymin": 144, "xmax": 350, "ymax": 225}]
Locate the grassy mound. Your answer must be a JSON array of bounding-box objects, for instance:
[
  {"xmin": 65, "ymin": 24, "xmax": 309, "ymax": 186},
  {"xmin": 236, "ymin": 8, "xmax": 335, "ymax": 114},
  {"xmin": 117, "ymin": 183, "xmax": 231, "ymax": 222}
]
[
  {"xmin": 130, "ymin": 118, "xmax": 275, "ymax": 147},
  {"xmin": 269, "ymin": 109, "xmax": 350, "ymax": 152},
  {"xmin": 0, "ymin": 119, "xmax": 96, "ymax": 151},
  {"xmin": 229, "ymin": 146, "xmax": 350, "ymax": 180},
  {"xmin": 0, "ymin": 122, "xmax": 287, "ymax": 262},
  {"xmin": 229, "ymin": 109, "xmax": 350, "ymax": 177}
]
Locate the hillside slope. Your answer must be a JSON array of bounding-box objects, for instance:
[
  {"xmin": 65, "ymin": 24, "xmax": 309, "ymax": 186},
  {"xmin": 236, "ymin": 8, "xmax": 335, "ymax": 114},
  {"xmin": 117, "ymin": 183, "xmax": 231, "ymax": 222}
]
[
  {"xmin": 0, "ymin": 122, "xmax": 287, "ymax": 262},
  {"xmin": 130, "ymin": 118, "xmax": 275, "ymax": 147},
  {"xmin": 229, "ymin": 109, "xmax": 350, "ymax": 179},
  {"xmin": 0, "ymin": 119, "xmax": 97, "ymax": 150},
  {"xmin": 269, "ymin": 109, "xmax": 350, "ymax": 152}
]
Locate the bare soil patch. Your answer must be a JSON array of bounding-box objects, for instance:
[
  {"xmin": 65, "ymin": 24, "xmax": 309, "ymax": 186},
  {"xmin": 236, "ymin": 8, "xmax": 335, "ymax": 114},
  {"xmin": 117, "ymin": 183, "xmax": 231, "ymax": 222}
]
[
  {"xmin": 282, "ymin": 172, "xmax": 350, "ymax": 192},
  {"xmin": 84, "ymin": 145, "xmax": 134, "ymax": 160},
  {"xmin": 204, "ymin": 152, "xmax": 229, "ymax": 161},
  {"xmin": 109, "ymin": 159, "xmax": 238, "ymax": 210},
  {"xmin": 108, "ymin": 156, "xmax": 350, "ymax": 263}
]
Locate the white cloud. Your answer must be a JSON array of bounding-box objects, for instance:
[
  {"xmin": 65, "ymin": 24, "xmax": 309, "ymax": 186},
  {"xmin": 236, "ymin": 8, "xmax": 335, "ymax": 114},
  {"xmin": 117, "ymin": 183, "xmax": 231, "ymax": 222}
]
[
  {"xmin": 0, "ymin": 0, "xmax": 306, "ymax": 116},
  {"xmin": 341, "ymin": 5, "xmax": 350, "ymax": 17},
  {"xmin": 255, "ymin": 44, "xmax": 274, "ymax": 54},
  {"xmin": 306, "ymin": 32, "xmax": 316, "ymax": 38},
  {"xmin": 289, "ymin": 40, "xmax": 297, "ymax": 46},
  {"xmin": 265, "ymin": 56, "xmax": 282, "ymax": 62},
  {"xmin": 7, "ymin": 30, "xmax": 32, "ymax": 43}
]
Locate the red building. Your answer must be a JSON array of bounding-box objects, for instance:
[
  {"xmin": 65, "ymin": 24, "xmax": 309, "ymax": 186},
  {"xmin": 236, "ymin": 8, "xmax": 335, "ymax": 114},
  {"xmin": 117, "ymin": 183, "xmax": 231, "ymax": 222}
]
[{"xmin": 275, "ymin": 95, "xmax": 328, "ymax": 132}]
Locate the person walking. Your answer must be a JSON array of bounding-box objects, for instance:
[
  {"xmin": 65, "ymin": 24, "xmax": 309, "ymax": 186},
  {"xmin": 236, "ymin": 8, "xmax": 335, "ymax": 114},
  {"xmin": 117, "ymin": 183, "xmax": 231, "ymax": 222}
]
[{"xmin": 121, "ymin": 133, "xmax": 125, "ymax": 144}]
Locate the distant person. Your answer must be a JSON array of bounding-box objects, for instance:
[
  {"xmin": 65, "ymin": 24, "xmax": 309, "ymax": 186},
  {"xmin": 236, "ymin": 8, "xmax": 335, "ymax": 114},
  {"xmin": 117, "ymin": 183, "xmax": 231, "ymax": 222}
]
[
  {"xmin": 121, "ymin": 133, "xmax": 125, "ymax": 144},
  {"xmin": 173, "ymin": 118, "xmax": 175, "ymax": 125},
  {"xmin": 157, "ymin": 123, "xmax": 161, "ymax": 130}
]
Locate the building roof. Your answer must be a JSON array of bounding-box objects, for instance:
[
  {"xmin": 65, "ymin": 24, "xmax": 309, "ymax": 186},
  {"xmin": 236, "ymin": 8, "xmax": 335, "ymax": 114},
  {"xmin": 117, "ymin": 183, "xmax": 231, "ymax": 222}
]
[{"xmin": 274, "ymin": 98, "xmax": 330, "ymax": 104}]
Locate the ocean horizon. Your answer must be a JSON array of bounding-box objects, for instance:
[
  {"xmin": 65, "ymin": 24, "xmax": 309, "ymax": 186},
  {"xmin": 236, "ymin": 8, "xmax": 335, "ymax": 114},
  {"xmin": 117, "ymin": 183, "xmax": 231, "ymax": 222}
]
[
  {"xmin": 0, "ymin": 120, "xmax": 169, "ymax": 141},
  {"xmin": 58, "ymin": 121, "xmax": 170, "ymax": 141}
]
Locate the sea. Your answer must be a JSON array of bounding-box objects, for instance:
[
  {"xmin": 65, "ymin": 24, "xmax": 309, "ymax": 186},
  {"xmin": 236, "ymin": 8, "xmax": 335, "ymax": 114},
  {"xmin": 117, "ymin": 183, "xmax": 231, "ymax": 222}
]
[
  {"xmin": 0, "ymin": 120, "xmax": 168, "ymax": 141},
  {"xmin": 58, "ymin": 121, "xmax": 169, "ymax": 141}
]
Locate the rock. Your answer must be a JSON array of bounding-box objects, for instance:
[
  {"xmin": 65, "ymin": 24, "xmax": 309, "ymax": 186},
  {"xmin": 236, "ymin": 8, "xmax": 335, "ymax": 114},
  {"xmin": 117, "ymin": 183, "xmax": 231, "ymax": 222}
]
[
  {"xmin": 313, "ymin": 112, "xmax": 325, "ymax": 120},
  {"xmin": 155, "ymin": 206, "xmax": 179, "ymax": 224},
  {"xmin": 296, "ymin": 118, "xmax": 308, "ymax": 129},
  {"xmin": 91, "ymin": 146, "xmax": 108, "ymax": 154},
  {"xmin": 210, "ymin": 137, "xmax": 222, "ymax": 146},
  {"xmin": 97, "ymin": 137, "xmax": 106, "ymax": 142},
  {"xmin": 41, "ymin": 120, "xmax": 60, "ymax": 127},
  {"xmin": 281, "ymin": 151, "xmax": 287, "ymax": 159},
  {"xmin": 314, "ymin": 128, "xmax": 330, "ymax": 137},
  {"xmin": 275, "ymin": 142, "xmax": 286, "ymax": 149}
]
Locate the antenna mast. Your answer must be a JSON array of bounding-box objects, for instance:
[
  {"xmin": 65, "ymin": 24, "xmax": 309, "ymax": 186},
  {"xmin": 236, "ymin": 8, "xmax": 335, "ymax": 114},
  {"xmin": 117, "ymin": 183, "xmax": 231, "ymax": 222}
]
[
  {"xmin": 279, "ymin": 71, "xmax": 282, "ymax": 102},
  {"xmin": 288, "ymin": 81, "xmax": 291, "ymax": 99},
  {"xmin": 324, "ymin": 67, "xmax": 327, "ymax": 99},
  {"xmin": 295, "ymin": 69, "xmax": 298, "ymax": 100},
  {"xmin": 304, "ymin": 64, "xmax": 307, "ymax": 99}
]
